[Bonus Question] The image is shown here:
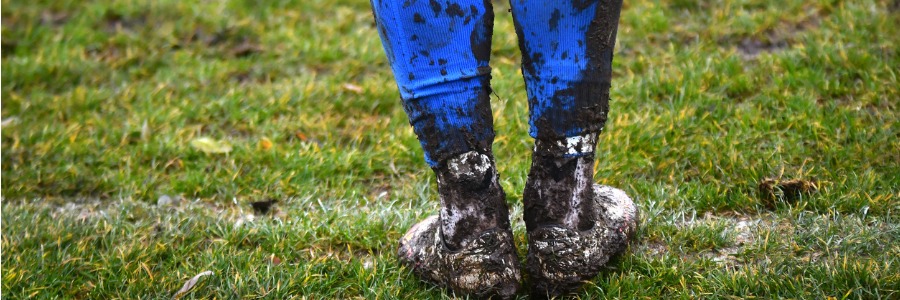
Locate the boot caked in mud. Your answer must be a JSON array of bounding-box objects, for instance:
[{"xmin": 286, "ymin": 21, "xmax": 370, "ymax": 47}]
[
  {"xmin": 398, "ymin": 151, "xmax": 521, "ymax": 299},
  {"xmin": 523, "ymin": 133, "xmax": 638, "ymax": 297}
]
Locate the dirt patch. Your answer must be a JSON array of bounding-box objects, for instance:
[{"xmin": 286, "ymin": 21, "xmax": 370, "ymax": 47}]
[
  {"xmin": 182, "ymin": 27, "xmax": 263, "ymax": 58},
  {"xmin": 229, "ymin": 40, "xmax": 263, "ymax": 57},
  {"xmin": 40, "ymin": 11, "xmax": 70, "ymax": 27},
  {"xmin": 698, "ymin": 246, "xmax": 743, "ymax": 270},
  {"xmin": 227, "ymin": 70, "xmax": 271, "ymax": 85},
  {"xmin": 727, "ymin": 7, "xmax": 823, "ymax": 59},
  {"xmin": 732, "ymin": 219, "xmax": 756, "ymax": 245},
  {"xmin": 30, "ymin": 196, "xmax": 295, "ymax": 231},
  {"xmin": 85, "ymin": 43, "xmax": 122, "ymax": 62},
  {"xmin": 5, "ymin": 196, "xmax": 235, "ymax": 225},
  {"xmin": 228, "ymin": 71, "xmax": 254, "ymax": 84},
  {"xmin": 640, "ymin": 212, "xmax": 775, "ymax": 267},
  {"xmin": 736, "ymin": 37, "xmax": 788, "ymax": 59},
  {"xmin": 638, "ymin": 240, "xmax": 669, "ymax": 257},
  {"xmin": 758, "ymin": 177, "xmax": 818, "ymax": 207},
  {"xmin": 52, "ymin": 200, "xmax": 108, "ymax": 222},
  {"xmin": 102, "ymin": 11, "xmax": 147, "ymax": 33},
  {"xmin": 368, "ymin": 183, "xmax": 392, "ymax": 201}
]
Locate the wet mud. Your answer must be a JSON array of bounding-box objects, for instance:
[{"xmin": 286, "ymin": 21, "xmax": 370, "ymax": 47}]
[
  {"xmin": 512, "ymin": 0, "xmax": 623, "ymax": 139},
  {"xmin": 378, "ymin": 0, "xmax": 497, "ymax": 166},
  {"xmin": 523, "ymin": 136, "xmax": 598, "ymax": 231},
  {"xmin": 402, "ymin": 75, "xmax": 495, "ymax": 166},
  {"xmin": 758, "ymin": 177, "xmax": 818, "ymax": 207},
  {"xmin": 398, "ymin": 215, "xmax": 521, "ymax": 299},
  {"xmin": 434, "ymin": 151, "xmax": 512, "ymax": 251},
  {"xmin": 470, "ymin": 0, "xmax": 494, "ymax": 63},
  {"xmin": 513, "ymin": 0, "xmax": 623, "ymax": 230},
  {"xmin": 527, "ymin": 185, "xmax": 637, "ymax": 298}
]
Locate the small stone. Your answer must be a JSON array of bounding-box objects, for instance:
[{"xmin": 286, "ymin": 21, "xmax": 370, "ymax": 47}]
[{"xmin": 157, "ymin": 195, "xmax": 173, "ymax": 207}]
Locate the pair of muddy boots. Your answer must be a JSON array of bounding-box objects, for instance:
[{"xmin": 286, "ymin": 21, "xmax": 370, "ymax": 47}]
[{"xmin": 398, "ymin": 134, "xmax": 639, "ymax": 298}]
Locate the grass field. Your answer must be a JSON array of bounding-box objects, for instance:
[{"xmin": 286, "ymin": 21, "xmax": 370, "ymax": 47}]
[{"xmin": 2, "ymin": 0, "xmax": 898, "ymax": 298}]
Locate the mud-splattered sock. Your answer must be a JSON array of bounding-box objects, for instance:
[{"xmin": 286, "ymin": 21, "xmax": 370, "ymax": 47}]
[
  {"xmin": 369, "ymin": 0, "xmax": 496, "ymax": 167},
  {"xmin": 523, "ymin": 133, "xmax": 598, "ymax": 231},
  {"xmin": 510, "ymin": 0, "xmax": 622, "ymax": 140},
  {"xmin": 369, "ymin": 0, "xmax": 507, "ymax": 251},
  {"xmin": 434, "ymin": 151, "xmax": 511, "ymax": 251},
  {"xmin": 511, "ymin": 0, "xmax": 622, "ymax": 232}
]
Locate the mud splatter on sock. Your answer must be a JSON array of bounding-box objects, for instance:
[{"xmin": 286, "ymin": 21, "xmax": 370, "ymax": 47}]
[
  {"xmin": 434, "ymin": 151, "xmax": 511, "ymax": 250},
  {"xmin": 523, "ymin": 133, "xmax": 598, "ymax": 231},
  {"xmin": 369, "ymin": 0, "xmax": 496, "ymax": 167}
]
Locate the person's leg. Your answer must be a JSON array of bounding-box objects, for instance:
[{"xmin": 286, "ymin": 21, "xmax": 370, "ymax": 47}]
[
  {"xmin": 370, "ymin": 0, "xmax": 520, "ymax": 297},
  {"xmin": 510, "ymin": 0, "xmax": 637, "ymax": 296},
  {"xmin": 371, "ymin": 0, "xmax": 505, "ymax": 250},
  {"xmin": 511, "ymin": 0, "xmax": 622, "ymax": 231}
]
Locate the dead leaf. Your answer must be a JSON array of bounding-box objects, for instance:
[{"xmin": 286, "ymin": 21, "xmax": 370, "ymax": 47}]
[
  {"xmin": 259, "ymin": 137, "xmax": 273, "ymax": 150},
  {"xmin": 164, "ymin": 158, "xmax": 183, "ymax": 170},
  {"xmin": 342, "ymin": 83, "xmax": 364, "ymax": 94},
  {"xmin": 269, "ymin": 255, "xmax": 282, "ymax": 265},
  {"xmin": 40, "ymin": 11, "xmax": 69, "ymax": 26},
  {"xmin": 172, "ymin": 270, "xmax": 213, "ymax": 299},
  {"xmin": 294, "ymin": 131, "xmax": 308, "ymax": 141},
  {"xmin": 190, "ymin": 137, "xmax": 232, "ymax": 154},
  {"xmin": 231, "ymin": 40, "xmax": 262, "ymax": 57}
]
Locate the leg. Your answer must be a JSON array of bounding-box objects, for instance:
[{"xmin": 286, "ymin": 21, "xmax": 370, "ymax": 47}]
[
  {"xmin": 511, "ymin": 0, "xmax": 622, "ymax": 231},
  {"xmin": 370, "ymin": 0, "xmax": 520, "ymax": 297},
  {"xmin": 372, "ymin": 0, "xmax": 505, "ymax": 249},
  {"xmin": 372, "ymin": 0, "xmax": 496, "ymax": 167},
  {"xmin": 510, "ymin": 0, "xmax": 637, "ymax": 296}
]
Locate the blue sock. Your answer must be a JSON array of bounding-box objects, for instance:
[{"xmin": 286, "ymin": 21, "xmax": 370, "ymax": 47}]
[
  {"xmin": 370, "ymin": 0, "xmax": 495, "ymax": 167},
  {"xmin": 370, "ymin": 0, "xmax": 623, "ymax": 165},
  {"xmin": 510, "ymin": 0, "xmax": 623, "ymax": 141}
]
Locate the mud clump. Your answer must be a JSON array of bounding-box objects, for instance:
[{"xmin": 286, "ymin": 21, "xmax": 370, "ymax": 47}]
[
  {"xmin": 758, "ymin": 178, "xmax": 818, "ymax": 207},
  {"xmin": 250, "ymin": 198, "xmax": 278, "ymax": 215},
  {"xmin": 526, "ymin": 185, "xmax": 637, "ymax": 298},
  {"xmin": 398, "ymin": 215, "xmax": 521, "ymax": 299}
]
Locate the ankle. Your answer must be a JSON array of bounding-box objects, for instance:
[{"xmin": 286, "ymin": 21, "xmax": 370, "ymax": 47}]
[
  {"xmin": 434, "ymin": 151, "xmax": 510, "ymax": 250},
  {"xmin": 533, "ymin": 133, "xmax": 597, "ymax": 158},
  {"xmin": 524, "ymin": 133, "xmax": 599, "ymax": 231},
  {"xmin": 440, "ymin": 151, "xmax": 493, "ymax": 185}
]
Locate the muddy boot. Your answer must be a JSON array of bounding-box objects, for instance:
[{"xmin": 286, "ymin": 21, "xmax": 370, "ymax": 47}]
[
  {"xmin": 523, "ymin": 133, "xmax": 638, "ymax": 298},
  {"xmin": 398, "ymin": 151, "xmax": 522, "ymax": 299}
]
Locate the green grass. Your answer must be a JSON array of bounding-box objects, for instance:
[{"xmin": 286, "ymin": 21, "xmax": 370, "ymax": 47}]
[{"xmin": 2, "ymin": 0, "xmax": 898, "ymax": 298}]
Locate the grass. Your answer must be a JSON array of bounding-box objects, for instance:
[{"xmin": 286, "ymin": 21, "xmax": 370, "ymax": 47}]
[{"xmin": 2, "ymin": 0, "xmax": 898, "ymax": 298}]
